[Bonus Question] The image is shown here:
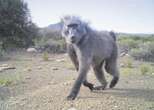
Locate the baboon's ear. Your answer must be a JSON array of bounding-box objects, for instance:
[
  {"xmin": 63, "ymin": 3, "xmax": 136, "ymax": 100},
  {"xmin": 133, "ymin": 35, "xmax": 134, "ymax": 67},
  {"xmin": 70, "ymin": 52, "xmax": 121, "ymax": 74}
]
[
  {"xmin": 60, "ymin": 17, "xmax": 65, "ymax": 25},
  {"xmin": 81, "ymin": 23, "xmax": 88, "ymax": 34},
  {"xmin": 60, "ymin": 15, "xmax": 70, "ymax": 24}
]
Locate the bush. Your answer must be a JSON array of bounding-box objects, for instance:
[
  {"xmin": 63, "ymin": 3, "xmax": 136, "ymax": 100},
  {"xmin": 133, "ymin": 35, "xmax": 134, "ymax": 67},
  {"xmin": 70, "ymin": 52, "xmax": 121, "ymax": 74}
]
[
  {"xmin": 121, "ymin": 56, "xmax": 133, "ymax": 68},
  {"xmin": 0, "ymin": 78, "xmax": 12, "ymax": 86},
  {"xmin": 140, "ymin": 64, "xmax": 150, "ymax": 75},
  {"xmin": 119, "ymin": 39, "xmax": 138, "ymax": 49},
  {"xmin": 118, "ymin": 37, "xmax": 141, "ymax": 54},
  {"xmin": 120, "ymin": 68, "xmax": 132, "ymax": 75},
  {"xmin": 0, "ymin": 42, "xmax": 4, "ymax": 57},
  {"xmin": 0, "ymin": 0, "xmax": 39, "ymax": 49},
  {"xmin": 130, "ymin": 42, "xmax": 154, "ymax": 62},
  {"xmin": 35, "ymin": 39, "xmax": 66, "ymax": 53},
  {"xmin": 35, "ymin": 31, "xmax": 66, "ymax": 53},
  {"xmin": 42, "ymin": 52, "xmax": 49, "ymax": 61}
]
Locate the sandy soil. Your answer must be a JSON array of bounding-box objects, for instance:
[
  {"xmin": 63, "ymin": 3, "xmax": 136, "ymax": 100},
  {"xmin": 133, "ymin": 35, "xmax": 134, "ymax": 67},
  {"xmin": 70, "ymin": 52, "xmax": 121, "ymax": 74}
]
[{"xmin": 0, "ymin": 53, "xmax": 154, "ymax": 110}]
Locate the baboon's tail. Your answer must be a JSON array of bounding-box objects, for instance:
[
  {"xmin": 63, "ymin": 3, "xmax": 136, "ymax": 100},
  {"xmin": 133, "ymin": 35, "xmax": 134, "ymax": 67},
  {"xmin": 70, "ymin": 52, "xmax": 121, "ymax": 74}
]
[{"xmin": 109, "ymin": 31, "xmax": 116, "ymax": 41}]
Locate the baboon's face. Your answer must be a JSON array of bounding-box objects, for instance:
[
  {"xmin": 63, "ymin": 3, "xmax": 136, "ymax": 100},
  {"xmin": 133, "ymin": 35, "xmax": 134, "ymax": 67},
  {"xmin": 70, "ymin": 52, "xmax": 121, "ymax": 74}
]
[{"xmin": 62, "ymin": 21, "xmax": 87, "ymax": 44}]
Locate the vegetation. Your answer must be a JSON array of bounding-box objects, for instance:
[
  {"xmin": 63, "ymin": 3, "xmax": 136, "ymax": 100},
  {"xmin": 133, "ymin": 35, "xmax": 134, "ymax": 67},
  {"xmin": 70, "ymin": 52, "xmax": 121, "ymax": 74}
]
[
  {"xmin": 42, "ymin": 51, "xmax": 49, "ymax": 61},
  {"xmin": 0, "ymin": 78, "xmax": 12, "ymax": 86},
  {"xmin": 0, "ymin": 0, "xmax": 153, "ymax": 57},
  {"xmin": 35, "ymin": 30, "xmax": 66, "ymax": 53},
  {"xmin": 118, "ymin": 34, "xmax": 154, "ymax": 62},
  {"xmin": 130, "ymin": 42, "xmax": 154, "ymax": 62},
  {"xmin": 0, "ymin": 0, "xmax": 39, "ymax": 49},
  {"xmin": 139, "ymin": 64, "xmax": 150, "ymax": 75}
]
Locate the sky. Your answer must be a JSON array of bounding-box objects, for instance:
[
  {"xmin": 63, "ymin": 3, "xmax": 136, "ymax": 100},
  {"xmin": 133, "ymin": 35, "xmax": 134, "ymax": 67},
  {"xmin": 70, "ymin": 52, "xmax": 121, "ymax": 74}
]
[{"xmin": 25, "ymin": 0, "xmax": 154, "ymax": 33}]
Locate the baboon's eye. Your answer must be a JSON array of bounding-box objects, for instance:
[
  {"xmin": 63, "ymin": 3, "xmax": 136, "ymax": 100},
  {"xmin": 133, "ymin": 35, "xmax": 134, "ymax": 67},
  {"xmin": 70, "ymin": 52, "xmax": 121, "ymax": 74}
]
[
  {"xmin": 68, "ymin": 24, "xmax": 78, "ymax": 28},
  {"xmin": 64, "ymin": 30, "xmax": 69, "ymax": 35}
]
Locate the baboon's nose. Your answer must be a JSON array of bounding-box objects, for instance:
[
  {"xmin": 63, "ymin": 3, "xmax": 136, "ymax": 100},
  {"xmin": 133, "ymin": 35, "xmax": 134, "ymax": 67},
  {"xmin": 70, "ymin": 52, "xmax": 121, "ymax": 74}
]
[
  {"xmin": 70, "ymin": 36, "xmax": 76, "ymax": 43},
  {"xmin": 71, "ymin": 36, "xmax": 75, "ymax": 40}
]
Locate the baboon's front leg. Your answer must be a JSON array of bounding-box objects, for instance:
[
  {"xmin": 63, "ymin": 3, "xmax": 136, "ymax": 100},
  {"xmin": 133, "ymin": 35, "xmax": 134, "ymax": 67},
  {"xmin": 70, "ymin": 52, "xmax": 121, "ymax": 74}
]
[
  {"xmin": 68, "ymin": 46, "xmax": 94, "ymax": 91},
  {"xmin": 67, "ymin": 58, "xmax": 91, "ymax": 100},
  {"xmin": 67, "ymin": 45, "xmax": 79, "ymax": 71},
  {"xmin": 69, "ymin": 52, "xmax": 94, "ymax": 91}
]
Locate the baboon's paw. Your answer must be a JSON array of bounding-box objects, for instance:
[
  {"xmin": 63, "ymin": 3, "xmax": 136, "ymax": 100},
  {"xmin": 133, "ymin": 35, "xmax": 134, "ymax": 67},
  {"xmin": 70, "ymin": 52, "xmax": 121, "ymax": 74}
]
[
  {"xmin": 83, "ymin": 83, "xmax": 94, "ymax": 91},
  {"xmin": 88, "ymin": 84, "xmax": 94, "ymax": 91},
  {"xmin": 109, "ymin": 77, "xmax": 119, "ymax": 88},
  {"xmin": 93, "ymin": 85, "xmax": 107, "ymax": 90},
  {"xmin": 67, "ymin": 93, "xmax": 77, "ymax": 100}
]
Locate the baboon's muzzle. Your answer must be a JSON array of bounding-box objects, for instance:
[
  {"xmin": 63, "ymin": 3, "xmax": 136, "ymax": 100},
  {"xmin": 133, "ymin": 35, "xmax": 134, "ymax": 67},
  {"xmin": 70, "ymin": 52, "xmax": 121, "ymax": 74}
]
[{"xmin": 70, "ymin": 36, "xmax": 76, "ymax": 43}]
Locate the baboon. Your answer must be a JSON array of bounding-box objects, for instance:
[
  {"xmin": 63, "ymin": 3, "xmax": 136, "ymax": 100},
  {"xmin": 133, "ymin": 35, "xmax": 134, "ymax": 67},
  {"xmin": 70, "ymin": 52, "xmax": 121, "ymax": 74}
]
[{"xmin": 61, "ymin": 16, "xmax": 120, "ymax": 100}]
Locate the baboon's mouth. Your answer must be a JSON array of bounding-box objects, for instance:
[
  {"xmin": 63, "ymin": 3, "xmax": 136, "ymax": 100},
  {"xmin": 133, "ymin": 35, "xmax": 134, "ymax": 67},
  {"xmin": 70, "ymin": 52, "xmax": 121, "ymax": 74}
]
[{"xmin": 70, "ymin": 39, "xmax": 76, "ymax": 43}]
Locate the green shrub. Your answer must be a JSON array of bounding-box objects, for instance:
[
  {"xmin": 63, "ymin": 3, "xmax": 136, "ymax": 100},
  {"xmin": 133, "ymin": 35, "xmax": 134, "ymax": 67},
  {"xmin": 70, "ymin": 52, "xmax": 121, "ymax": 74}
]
[
  {"xmin": 130, "ymin": 42, "xmax": 154, "ymax": 62},
  {"xmin": 42, "ymin": 52, "xmax": 49, "ymax": 61},
  {"xmin": 35, "ymin": 31, "xmax": 66, "ymax": 53},
  {"xmin": 118, "ymin": 38, "xmax": 139, "ymax": 50},
  {"xmin": 0, "ymin": 0, "xmax": 38, "ymax": 49},
  {"xmin": 120, "ymin": 68, "xmax": 132, "ymax": 75},
  {"xmin": 0, "ymin": 79, "xmax": 12, "ymax": 86},
  {"xmin": 121, "ymin": 56, "xmax": 133, "ymax": 68},
  {"xmin": 127, "ymin": 58, "xmax": 133, "ymax": 68},
  {"xmin": 118, "ymin": 35, "xmax": 154, "ymax": 54},
  {"xmin": 140, "ymin": 64, "xmax": 150, "ymax": 75}
]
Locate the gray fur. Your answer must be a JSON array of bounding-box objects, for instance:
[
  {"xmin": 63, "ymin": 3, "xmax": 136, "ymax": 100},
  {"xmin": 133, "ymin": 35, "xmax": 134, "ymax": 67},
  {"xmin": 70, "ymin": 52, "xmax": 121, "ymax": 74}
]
[{"xmin": 61, "ymin": 16, "xmax": 120, "ymax": 100}]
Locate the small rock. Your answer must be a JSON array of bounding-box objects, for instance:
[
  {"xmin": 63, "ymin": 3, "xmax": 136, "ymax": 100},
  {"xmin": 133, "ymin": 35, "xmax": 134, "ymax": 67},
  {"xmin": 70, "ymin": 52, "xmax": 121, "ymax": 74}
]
[
  {"xmin": 64, "ymin": 53, "xmax": 68, "ymax": 56},
  {"xmin": 48, "ymin": 81, "xmax": 56, "ymax": 85},
  {"xmin": 52, "ymin": 67, "xmax": 58, "ymax": 70},
  {"xmin": 0, "ymin": 68, "xmax": 3, "ymax": 72},
  {"xmin": 68, "ymin": 107, "xmax": 77, "ymax": 110},
  {"xmin": 125, "ymin": 54, "xmax": 130, "ymax": 57},
  {"xmin": 27, "ymin": 47, "xmax": 37, "ymax": 53},
  {"xmin": 63, "ymin": 82, "xmax": 71, "ymax": 86},
  {"xmin": 0, "ymin": 64, "xmax": 9, "ymax": 67},
  {"xmin": 120, "ymin": 52, "xmax": 127, "ymax": 57},
  {"xmin": 21, "ymin": 97, "xmax": 27, "ymax": 101},
  {"xmin": 56, "ymin": 59, "xmax": 65, "ymax": 62},
  {"xmin": 37, "ymin": 66, "xmax": 42, "ymax": 69},
  {"xmin": 114, "ymin": 105, "xmax": 118, "ymax": 108},
  {"xmin": 87, "ymin": 106, "xmax": 93, "ymax": 109},
  {"xmin": 27, "ymin": 68, "xmax": 32, "ymax": 71},
  {"xmin": 0, "ymin": 64, "xmax": 16, "ymax": 72},
  {"xmin": 25, "ymin": 76, "xmax": 31, "ymax": 80},
  {"xmin": 24, "ymin": 66, "xmax": 32, "ymax": 72},
  {"xmin": 120, "ymin": 63, "xmax": 125, "ymax": 67},
  {"xmin": 125, "ymin": 81, "xmax": 129, "ymax": 84}
]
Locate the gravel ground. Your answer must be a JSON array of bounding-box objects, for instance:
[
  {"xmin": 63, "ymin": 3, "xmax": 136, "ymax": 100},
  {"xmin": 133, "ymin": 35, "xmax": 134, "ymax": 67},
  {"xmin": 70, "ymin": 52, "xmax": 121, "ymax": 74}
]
[{"xmin": 0, "ymin": 53, "xmax": 154, "ymax": 110}]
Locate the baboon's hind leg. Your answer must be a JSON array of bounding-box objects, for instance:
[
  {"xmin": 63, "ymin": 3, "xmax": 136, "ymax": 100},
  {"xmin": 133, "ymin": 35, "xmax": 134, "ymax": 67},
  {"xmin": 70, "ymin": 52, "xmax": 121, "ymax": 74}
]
[
  {"xmin": 105, "ymin": 59, "xmax": 119, "ymax": 88},
  {"xmin": 92, "ymin": 61, "xmax": 107, "ymax": 90},
  {"xmin": 83, "ymin": 80, "xmax": 94, "ymax": 91}
]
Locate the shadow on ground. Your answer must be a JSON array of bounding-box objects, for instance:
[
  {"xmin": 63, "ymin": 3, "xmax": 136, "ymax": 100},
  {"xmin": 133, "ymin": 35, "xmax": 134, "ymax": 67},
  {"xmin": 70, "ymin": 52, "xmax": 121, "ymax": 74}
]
[{"xmin": 79, "ymin": 88, "xmax": 154, "ymax": 102}]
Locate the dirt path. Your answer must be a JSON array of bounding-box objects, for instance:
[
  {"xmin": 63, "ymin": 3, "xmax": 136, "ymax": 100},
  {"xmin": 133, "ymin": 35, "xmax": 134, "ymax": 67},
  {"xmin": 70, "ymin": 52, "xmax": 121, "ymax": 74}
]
[{"xmin": 0, "ymin": 53, "xmax": 154, "ymax": 110}]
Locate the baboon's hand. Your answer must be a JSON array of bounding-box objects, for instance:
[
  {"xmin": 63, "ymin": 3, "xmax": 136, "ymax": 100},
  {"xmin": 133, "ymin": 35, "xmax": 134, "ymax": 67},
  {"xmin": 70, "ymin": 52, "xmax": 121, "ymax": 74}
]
[
  {"xmin": 93, "ymin": 86, "xmax": 106, "ymax": 90},
  {"xmin": 88, "ymin": 84, "xmax": 94, "ymax": 91},
  {"xmin": 67, "ymin": 93, "xmax": 77, "ymax": 100},
  {"xmin": 93, "ymin": 83, "xmax": 107, "ymax": 90}
]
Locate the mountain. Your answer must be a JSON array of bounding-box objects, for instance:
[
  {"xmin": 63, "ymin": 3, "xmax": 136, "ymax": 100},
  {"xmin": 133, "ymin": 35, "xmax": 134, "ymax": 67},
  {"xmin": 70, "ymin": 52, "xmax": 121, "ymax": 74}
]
[
  {"xmin": 39, "ymin": 22, "xmax": 154, "ymax": 37},
  {"xmin": 45, "ymin": 22, "xmax": 63, "ymax": 32},
  {"xmin": 39, "ymin": 22, "xmax": 63, "ymax": 36},
  {"xmin": 117, "ymin": 32, "xmax": 154, "ymax": 38}
]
